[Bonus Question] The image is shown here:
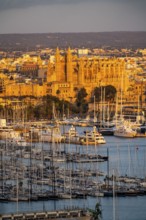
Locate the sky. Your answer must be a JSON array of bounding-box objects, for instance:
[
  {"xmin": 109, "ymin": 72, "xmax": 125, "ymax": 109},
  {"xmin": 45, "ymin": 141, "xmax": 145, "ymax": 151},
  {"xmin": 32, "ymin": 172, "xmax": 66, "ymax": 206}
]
[{"xmin": 0, "ymin": 0, "xmax": 146, "ymax": 34}]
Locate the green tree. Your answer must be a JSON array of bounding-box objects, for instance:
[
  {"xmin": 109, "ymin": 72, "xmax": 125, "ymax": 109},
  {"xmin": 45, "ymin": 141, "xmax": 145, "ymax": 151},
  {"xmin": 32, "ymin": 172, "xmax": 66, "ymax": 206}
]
[
  {"xmin": 42, "ymin": 95, "xmax": 76, "ymax": 119},
  {"xmin": 88, "ymin": 203, "xmax": 102, "ymax": 220},
  {"xmin": 0, "ymin": 105, "xmax": 4, "ymax": 118},
  {"xmin": 56, "ymin": 89, "xmax": 61, "ymax": 95},
  {"xmin": 105, "ymin": 85, "xmax": 117, "ymax": 102},
  {"xmin": 26, "ymin": 104, "xmax": 34, "ymax": 121},
  {"xmin": 75, "ymin": 87, "xmax": 88, "ymax": 115},
  {"xmin": 76, "ymin": 87, "xmax": 87, "ymax": 101},
  {"xmin": 92, "ymin": 85, "xmax": 116, "ymax": 102},
  {"xmin": 33, "ymin": 105, "xmax": 43, "ymax": 119},
  {"xmin": 93, "ymin": 87, "xmax": 101, "ymax": 102}
]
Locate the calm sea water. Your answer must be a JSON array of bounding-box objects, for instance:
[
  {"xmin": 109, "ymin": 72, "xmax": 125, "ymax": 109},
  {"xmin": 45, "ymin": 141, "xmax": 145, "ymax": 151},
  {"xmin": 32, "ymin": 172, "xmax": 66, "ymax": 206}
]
[{"xmin": 0, "ymin": 126, "xmax": 146, "ymax": 220}]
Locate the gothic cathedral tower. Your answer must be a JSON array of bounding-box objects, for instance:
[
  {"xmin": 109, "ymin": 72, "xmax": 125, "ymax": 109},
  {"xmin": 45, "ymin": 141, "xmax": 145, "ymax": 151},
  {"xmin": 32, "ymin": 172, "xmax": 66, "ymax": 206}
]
[
  {"xmin": 55, "ymin": 47, "xmax": 61, "ymax": 81},
  {"xmin": 66, "ymin": 47, "xmax": 73, "ymax": 83}
]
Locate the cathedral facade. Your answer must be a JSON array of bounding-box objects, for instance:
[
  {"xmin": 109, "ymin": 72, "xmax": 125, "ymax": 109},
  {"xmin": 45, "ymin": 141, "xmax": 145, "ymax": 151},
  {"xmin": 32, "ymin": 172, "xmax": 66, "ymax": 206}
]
[{"xmin": 47, "ymin": 48, "xmax": 129, "ymax": 102}]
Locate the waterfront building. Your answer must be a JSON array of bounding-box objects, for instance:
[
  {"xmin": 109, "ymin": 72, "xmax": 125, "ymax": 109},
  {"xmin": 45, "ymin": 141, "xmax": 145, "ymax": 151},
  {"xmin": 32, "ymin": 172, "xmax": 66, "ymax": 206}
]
[
  {"xmin": 0, "ymin": 47, "xmax": 145, "ymax": 111},
  {"xmin": 47, "ymin": 47, "xmax": 129, "ymax": 102}
]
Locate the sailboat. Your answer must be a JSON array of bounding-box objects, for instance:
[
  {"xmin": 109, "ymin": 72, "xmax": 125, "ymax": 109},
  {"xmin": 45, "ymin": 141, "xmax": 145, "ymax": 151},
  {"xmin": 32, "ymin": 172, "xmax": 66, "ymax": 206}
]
[
  {"xmin": 113, "ymin": 106, "xmax": 137, "ymax": 138},
  {"xmin": 113, "ymin": 77, "xmax": 137, "ymax": 138}
]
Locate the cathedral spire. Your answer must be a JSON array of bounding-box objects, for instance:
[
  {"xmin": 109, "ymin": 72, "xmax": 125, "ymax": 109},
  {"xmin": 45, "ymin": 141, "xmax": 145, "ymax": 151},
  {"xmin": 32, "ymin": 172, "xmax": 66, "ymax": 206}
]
[
  {"xmin": 56, "ymin": 47, "xmax": 60, "ymax": 56},
  {"xmin": 66, "ymin": 47, "xmax": 73, "ymax": 82},
  {"xmin": 67, "ymin": 46, "xmax": 72, "ymax": 62},
  {"xmin": 67, "ymin": 46, "xmax": 71, "ymax": 54},
  {"xmin": 55, "ymin": 47, "xmax": 60, "ymax": 62}
]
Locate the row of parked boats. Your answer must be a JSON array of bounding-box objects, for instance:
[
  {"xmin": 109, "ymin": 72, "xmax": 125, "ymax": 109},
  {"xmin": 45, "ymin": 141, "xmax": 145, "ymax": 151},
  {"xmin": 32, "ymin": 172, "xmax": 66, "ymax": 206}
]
[
  {"xmin": 0, "ymin": 113, "xmax": 146, "ymax": 148},
  {"xmin": 1, "ymin": 121, "xmax": 145, "ymax": 150},
  {"xmin": 0, "ymin": 117, "xmax": 146, "ymax": 203},
  {"xmin": 0, "ymin": 121, "xmax": 107, "ymax": 146},
  {"xmin": 64, "ymin": 125, "xmax": 106, "ymax": 144},
  {"xmin": 59, "ymin": 114, "xmax": 146, "ymax": 138},
  {"xmin": 0, "ymin": 139, "xmax": 146, "ymax": 202}
]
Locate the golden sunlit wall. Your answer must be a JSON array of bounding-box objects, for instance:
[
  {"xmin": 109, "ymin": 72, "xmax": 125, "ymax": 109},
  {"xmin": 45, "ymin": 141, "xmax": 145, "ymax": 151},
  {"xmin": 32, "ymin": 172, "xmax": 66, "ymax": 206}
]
[
  {"xmin": 47, "ymin": 48, "xmax": 129, "ymax": 102},
  {"xmin": 5, "ymin": 83, "xmax": 46, "ymax": 97}
]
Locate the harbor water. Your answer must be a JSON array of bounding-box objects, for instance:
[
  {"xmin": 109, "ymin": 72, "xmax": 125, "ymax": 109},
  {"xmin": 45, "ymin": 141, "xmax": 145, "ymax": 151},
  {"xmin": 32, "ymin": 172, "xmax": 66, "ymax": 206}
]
[{"xmin": 0, "ymin": 126, "xmax": 146, "ymax": 220}]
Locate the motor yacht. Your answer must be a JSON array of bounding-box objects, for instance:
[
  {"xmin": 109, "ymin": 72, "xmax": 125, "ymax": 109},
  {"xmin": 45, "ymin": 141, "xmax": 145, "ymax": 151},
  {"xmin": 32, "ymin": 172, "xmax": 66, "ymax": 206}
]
[{"xmin": 80, "ymin": 126, "xmax": 106, "ymax": 145}]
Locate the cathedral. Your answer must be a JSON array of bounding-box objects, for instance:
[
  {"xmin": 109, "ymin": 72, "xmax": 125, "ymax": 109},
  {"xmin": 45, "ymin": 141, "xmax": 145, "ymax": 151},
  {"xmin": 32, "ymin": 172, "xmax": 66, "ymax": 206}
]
[{"xmin": 47, "ymin": 48, "xmax": 129, "ymax": 102}]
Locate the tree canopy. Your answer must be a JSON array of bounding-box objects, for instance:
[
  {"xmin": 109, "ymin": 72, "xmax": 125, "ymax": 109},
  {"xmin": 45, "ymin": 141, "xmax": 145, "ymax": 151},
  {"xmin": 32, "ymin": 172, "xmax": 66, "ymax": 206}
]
[
  {"xmin": 75, "ymin": 87, "xmax": 88, "ymax": 115},
  {"xmin": 24, "ymin": 95, "xmax": 77, "ymax": 121},
  {"xmin": 92, "ymin": 85, "xmax": 117, "ymax": 102}
]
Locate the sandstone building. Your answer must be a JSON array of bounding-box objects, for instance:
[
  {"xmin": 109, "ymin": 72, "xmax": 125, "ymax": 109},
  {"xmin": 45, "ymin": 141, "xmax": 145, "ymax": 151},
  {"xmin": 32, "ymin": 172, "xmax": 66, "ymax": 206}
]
[
  {"xmin": 1, "ymin": 48, "xmax": 145, "ymax": 106},
  {"xmin": 47, "ymin": 48, "xmax": 129, "ymax": 102}
]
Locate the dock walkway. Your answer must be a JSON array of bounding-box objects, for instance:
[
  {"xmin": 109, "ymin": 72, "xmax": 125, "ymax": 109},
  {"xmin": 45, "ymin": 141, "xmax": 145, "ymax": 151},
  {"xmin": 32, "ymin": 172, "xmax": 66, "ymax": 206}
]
[{"xmin": 0, "ymin": 209, "xmax": 87, "ymax": 220}]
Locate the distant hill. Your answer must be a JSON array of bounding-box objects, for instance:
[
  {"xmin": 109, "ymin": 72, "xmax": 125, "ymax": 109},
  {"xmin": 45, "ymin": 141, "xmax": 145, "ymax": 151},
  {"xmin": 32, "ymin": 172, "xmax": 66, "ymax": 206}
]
[{"xmin": 0, "ymin": 32, "xmax": 146, "ymax": 51}]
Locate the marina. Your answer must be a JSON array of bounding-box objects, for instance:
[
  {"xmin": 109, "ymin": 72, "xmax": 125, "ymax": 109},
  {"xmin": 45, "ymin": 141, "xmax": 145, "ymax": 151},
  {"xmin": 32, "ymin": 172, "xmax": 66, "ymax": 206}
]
[
  {"xmin": 0, "ymin": 123, "xmax": 146, "ymax": 220},
  {"xmin": 0, "ymin": 26, "xmax": 146, "ymax": 220}
]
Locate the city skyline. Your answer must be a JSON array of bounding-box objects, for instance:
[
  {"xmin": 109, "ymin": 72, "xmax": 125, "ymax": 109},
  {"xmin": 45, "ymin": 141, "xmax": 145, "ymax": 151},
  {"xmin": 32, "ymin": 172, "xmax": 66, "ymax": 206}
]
[{"xmin": 0, "ymin": 0, "xmax": 146, "ymax": 34}]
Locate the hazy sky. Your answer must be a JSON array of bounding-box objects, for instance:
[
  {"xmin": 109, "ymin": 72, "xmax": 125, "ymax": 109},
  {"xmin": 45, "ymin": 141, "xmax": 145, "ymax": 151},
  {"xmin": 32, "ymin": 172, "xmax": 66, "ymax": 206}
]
[{"xmin": 0, "ymin": 0, "xmax": 146, "ymax": 33}]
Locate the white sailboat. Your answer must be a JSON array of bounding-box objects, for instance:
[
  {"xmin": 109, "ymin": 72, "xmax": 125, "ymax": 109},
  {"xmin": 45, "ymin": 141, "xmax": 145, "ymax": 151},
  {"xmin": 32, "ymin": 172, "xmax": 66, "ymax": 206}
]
[{"xmin": 114, "ymin": 75, "xmax": 137, "ymax": 138}]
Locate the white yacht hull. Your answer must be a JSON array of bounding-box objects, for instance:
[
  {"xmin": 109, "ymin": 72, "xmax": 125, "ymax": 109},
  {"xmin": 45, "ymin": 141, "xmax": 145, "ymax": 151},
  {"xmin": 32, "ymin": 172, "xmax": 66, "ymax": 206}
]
[{"xmin": 114, "ymin": 131, "xmax": 136, "ymax": 138}]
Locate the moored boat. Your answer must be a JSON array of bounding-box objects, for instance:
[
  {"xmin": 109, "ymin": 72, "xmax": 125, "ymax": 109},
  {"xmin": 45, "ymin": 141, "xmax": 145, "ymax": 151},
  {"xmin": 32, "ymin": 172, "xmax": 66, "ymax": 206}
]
[
  {"xmin": 114, "ymin": 125, "xmax": 137, "ymax": 138},
  {"xmin": 80, "ymin": 126, "xmax": 106, "ymax": 144}
]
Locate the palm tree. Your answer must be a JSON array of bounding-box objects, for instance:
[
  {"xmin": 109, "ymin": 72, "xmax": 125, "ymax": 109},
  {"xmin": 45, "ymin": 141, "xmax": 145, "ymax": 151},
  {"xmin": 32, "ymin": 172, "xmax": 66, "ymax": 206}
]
[{"xmin": 88, "ymin": 203, "xmax": 102, "ymax": 220}]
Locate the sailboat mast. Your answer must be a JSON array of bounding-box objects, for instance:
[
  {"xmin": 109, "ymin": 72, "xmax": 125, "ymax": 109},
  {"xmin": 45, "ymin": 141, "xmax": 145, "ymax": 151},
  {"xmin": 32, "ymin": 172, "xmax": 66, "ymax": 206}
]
[
  {"xmin": 103, "ymin": 87, "xmax": 105, "ymax": 124},
  {"xmin": 112, "ymin": 169, "xmax": 116, "ymax": 220},
  {"xmin": 100, "ymin": 86, "xmax": 103, "ymax": 127},
  {"xmin": 0, "ymin": 151, "xmax": 3, "ymax": 195},
  {"xmin": 94, "ymin": 95, "xmax": 95, "ymax": 122},
  {"xmin": 120, "ymin": 70, "xmax": 124, "ymax": 117},
  {"xmin": 107, "ymin": 148, "xmax": 110, "ymax": 190}
]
